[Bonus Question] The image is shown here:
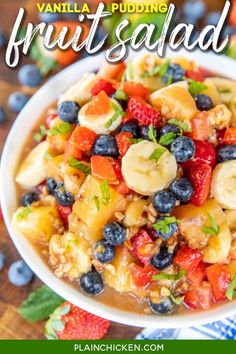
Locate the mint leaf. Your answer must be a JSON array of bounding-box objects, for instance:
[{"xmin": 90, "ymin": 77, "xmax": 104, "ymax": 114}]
[
  {"xmin": 217, "ymin": 87, "xmax": 231, "ymax": 94},
  {"xmin": 129, "ymin": 138, "xmax": 144, "ymax": 144},
  {"xmin": 49, "ymin": 122, "xmax": 71, "ymax": 136},
  {"xmin": 202, "ymin": 212, "xmax": 220, "ymax": 236},
  {"xmin": 100, "ymin": 180, "xmax": 110, "ymax": 206},
  {"xmin": 149, "ymin": 147, "xmax": 166, "ymax": 162},
  {"xmin": 159, "ymin": 60, "xmax": 170, "ymax": 77},
  {"xmin": 68, "ymin": 157, "xmax": 91, "ymax": 176},
  {"xmin": 91, "ymin": 195, "xmax": 100, "ymax": 212},
  {"xmin": 226, "ymin": 275, "xmax": 236, "ymax": 300},
  {"xmin": 105, "ymin": 102, "xmax": 125, "ymax": 129},
  {"xmin": 152, "ymin": 269, "xmax": 186, "ymax": 281},
  {"xmin": 188, "ymin": 80, "xmax": 207, "ymax": 96},
  {"xmin": 159, "ymin": 132, "xmax": 177, "ymax": 145},
  {"xmin": 168, "ymin": 118, "xmax": 192, "ymax": 132},
  {"xmin": 16, "ymin": 206, "xmax": 32, "ymax": 221},
  {"xmin": 115, "ymin": 87, "xmax": 127, "ymax": 100},
  {"xmin": 142, "ymin": 66, "xmax": 161, "ymax": 78},
  {"xmin": 148, "ymin": 125, "xmax": 157, "ymax": 143},
  {"xmin": 170, "ymin": 293, "xmax": 184, "ymax": 305},
  {"xmin": 152, "ymin": 216, "xmax": 179, "ymax": 235},
  {"xmin": 34, "ymin": 124, "xmax": 48, "ymax": 143},
  {"xmin": 167, "ymin": 73, "xmax": 173, "ymax": 86},
  {"xmin": 127, "ymin": 62, "xmax": 134, "ymax": 80},
  {"xmin": 18, "ymin": 286, "xmax": 64, "ymax": 322}
]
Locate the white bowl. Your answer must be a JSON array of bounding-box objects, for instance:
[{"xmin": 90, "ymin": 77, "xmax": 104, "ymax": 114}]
[{"xmin": 1, "ymin": 49, "xmax": 236, "ymax": 329}]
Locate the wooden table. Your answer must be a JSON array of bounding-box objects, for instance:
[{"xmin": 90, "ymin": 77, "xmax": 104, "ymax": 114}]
[{"xmin": 0, "ymin": 0, "xmax": 142, "ymax": 339}]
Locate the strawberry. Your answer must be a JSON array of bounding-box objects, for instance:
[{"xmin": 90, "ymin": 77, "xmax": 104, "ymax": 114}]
[
  {"xmin": 184, "ymin": 282, "xmax": 212, "ymax": 310},
  {"xmin": 216, "ymin": 128, "xmax": 226, "ymax": 145},
  {"xmin": 91, "ymin": 156, "xmax": 117, "ymax": 183},
  {"xmin": 45, "ymin": 113, "xmax": 57, "ymax": 129},
  {"xmin": 115, "ymin": 132, "xmax": 133, "ymax": 157},
  {"xmin": 222, "ymin": 127, "xmax": 236, "ymax": 146},
  {"xmin": 127, "ymin": 97, "xmax": 160, "ymax": 127},
  {"xmin": 57, "ymin": 205, "xmax": 72, "ymax": 226},
  {"xmin": 189, "ymin": 111, "xmax": 211, "ymax": 141},
  {"xmin": 130, "ymin": 229, "xmax": 156, "ymax": 265},
  {"xmin": 182, "ymin": 140, "xmax": 216, "ymax": 169},
  {"xmin": 131, "ymin": 264, "xmax": 158, "ymax": 287},
  {"xmin": 174, "ymin": 245, "xmax": 202, "ymax": 273},
  {"xmin": 187, "ymin": 162, "xmax": 212, "ymax": 206},
  {"xmin": 123, "ymin": 82, "xmax": 149, "ymax": 100},
  {"xmin": 186, "ymin": 70, "xmax": 204, "ymax": 82},
  {"xmin": 0, "ymin": 207, "xmax": 3, "ymax": 221},
  {"xmin": 45, "ymin": 302, "xmax": 110, "ymax": 340},
  {"xmin": 69, "ymin": 126, "xmax": 97, "ymax": 153},
  {"xmin": 91, "ymin": 79, "xmax": 116, "ymax": 96},
  {"xmin": 111, "ymin": 159, "xmax": 131, "ymax": 194},
  {"xmin": 206, "ymin": 264, "xmax": 231, "ymax": 302},
  {"xmin": 187, "ymin": 262, "xmax": 206, "ymax": 285}
]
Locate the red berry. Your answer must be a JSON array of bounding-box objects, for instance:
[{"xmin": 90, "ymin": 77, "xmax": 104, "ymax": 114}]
[
  {"xmin": 70, "ymin": 126, "xmax": 97, "ymax": 153},
  {"xmin": 57, "ymin": 205, "xmax": 72, "ymax": 226},
  {"xmin": 45, "ymin": 302, "xmax": 110, "ymax": 340},
  {"xmin": 91, "ymin": 79, "xmax": 116, "ymax": 96},
  {"xmin": 186, "ymin": 70, "xmax": 204, "ymax": 82},
  {"xmin": 182, "ymin": 140, "xmax": 216, "ymax": 169},
  {"xmin": 45, "ymin": 113, "xmax": 57, "ymax": 129},
  {"xmin": 127, "ymin": 97, "xmax": 160, "ymax": 127},
  {"xmin": 187, "ymin": 162, "xmax": 212, "ymax": 206},
  {"xmin": 207, "ymin": 264, "xmax": 231, "ymax": 302},
  {"xmin": 130, "ymin": 229, "xmax": 156, "ymax": 265},
  {"xmin": 174, "ymin": 245, "xmax": 202, "ymax": 273},
  {"xmin": 115, "ymin": 132, "xmax": 133, "ymax": 157}
]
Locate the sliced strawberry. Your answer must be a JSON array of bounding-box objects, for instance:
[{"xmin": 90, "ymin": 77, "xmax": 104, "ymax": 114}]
[
  {"xmin": 91, "ymin": 79, "xmax": 116, "ymax": 96},
  {"xmin": 186, "ymin": 70, "xmax": 204, "ymax": 82},
  {"xmin": 123, "ymin": 82, "xmax": 149, "ymax": 100},
  {"xmin": 64, "ymin": 141, "xmax": 83, "ymax": 161},
  {"xmin": 113, "ymin": 180, "xmax": 131, "ymax": 195},
  {"xmin": 91, "ymin": 156, "xmax": 117, "ymax": 183},
  {"xmin": 206, "ymin": 264, "xmax": 231, "ymax": 302},
  {"xmin": 45, "ymin": 302, "xmax": 110, "ymax": 340},
  {"xmin": 45, "ymin": 113, "xmax": 57, "ymax": 129},
  {"xmin": 131, "ymin": 264, "xmax": 158, "ymax": 287},
  {"xmin": 222, "ymin": 127, "xmax": 236, "ymax": 146},
  {"xmin": 70, "ymin": 126, "xmax": 97, "ymax": 153},
  {"xmin": 216, "ymin": 128, "xmax": 226, "ymax": 146},
  {"xmin": 187, "ymin": 162, "xmax": 212, "ymax": 206},
  {"xmin": 184, "ymin": 282, "xmax": 212, "ymax": 310},
  {"xmin": 187, "ymin": 262, "xmax": 206, "ymax": 285},
  {"xmin": 130, "ymin": 229, "xmax": 156, "ymax": 265},
  {"xmin": 115, "ymin": 132, "xmax": 133, "ymax": 157},
  {"xmin": 184, "ymin": 289, "xmax": 198, "ymax": 309},
  {"xmin": 182, "ymin": 140, "xmax": 216, "ymax": 169},
  {"xmin": 189, "ymin": 112, "xmax": 211, "ymax": 141},
  {"xmin": 127, "ymin": 97, "xmax": 160, "ymax": 127},
  {"xmin": 174, "ymin": 245, "xmax": 202, "ymax": 273},
  {"xmin": 198, "ymin": 67, "xmax": 214, "ymax": 79},
  {"xmin": 86, "ymin": 91, "xmax": 111, "ymax": 116},
  {"xmin": 57, "ymin": 205, "xmax": 72, "ymax": 226}
]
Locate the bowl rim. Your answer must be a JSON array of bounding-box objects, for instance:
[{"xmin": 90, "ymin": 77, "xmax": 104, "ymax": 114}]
[{"xmin": 1, "ymin": 48, "xmax": 236, "ymax": 329}]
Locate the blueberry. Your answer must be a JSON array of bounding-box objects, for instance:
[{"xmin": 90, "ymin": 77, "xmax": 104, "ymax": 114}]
[
  {"xmin": 94, "ymin": 240, "xmax": 115, "ymax": 263},
  {"xmin": 170, "ymin": 136, "xmax": 195, "ymax": 163},
  {"xmin": 8, "ymin": 260, "xmax": 34, "ymax": 286},
  {"xmin": 46, "ymin": 178, "xmax": 58, "ymax": 195},
  {"xmin": 103, "ymin": 222, "xmax": 126, "ymax": 246},
  {"xmin": 58, "ymin": 101, "xmax": 80, "ymax": 124},
  {"xmin": 217, "ymin": 145, "xmax": 236, "ymax": 162},
  {"xmin": 159, "ymin": 124, "xmax": 181, "ymax": 138},
  {"xmin": 0, "ymin": 29, "xmax": 6, "ymax": 48},
  {"xmin": 153, "ymin": 216, "xmax": 178, "ymax": 240},
  {"xmin": 169, "ymin": 177, "xmax": 193, "ymax": 203},
  {"xmin": 0, "ymin": 106, "xmax": 6, "ymax": 123},
  {"xmin": 194, "ymin": 94, "xmax": 213, "ymax": 111},
  {"xmin": 54, "ymin": 183, "xmax": 74, "ymax": 206},
  {"xmin": 183, "ymin": 0, "xmax": 206, "ymax": 23},
  {"xmin": 80, "ymin": 269, "xmax": 104, "ymax": 295},
  {"xmin": 0, "ymin": 251, "xmax": 5, "ymax": 271},
  {"xmin": 151, "ymin": 246, "xmax": 173, "ymax": 270},
  {"xmin": 39, "ymin": 12, "xmax": 61, "ymax": 23},
  {"xmin": 162, "ymin": 64, "xmax": 185, "ymax": 85},
  {"xmin": 149, "ymin": 296, "xmax": 175, "ymax": 315},
  {"xmin": 119, "ymin": 120, "xmax": 140, "ymax": 138},
  {"xmin": 18, "ymin": 65, "xmax": 42, "ymax": 87},
  {"xmin": 8, "ymin": 92, "xmax": 30, "ymax": 113},
  {"xmin": 153, "ymin": 190, "xmax": 176, "ymax": 214},
  {"xmin": 93, "ymin": 135, "xmax": 118, "ymax": 158},
  {"xmin": 205, "ymin": 11, "xmax": 221, "ymax": 26},
  {"xmin": 22, "ymin": 192, "xmax": 39, "ymax": 206}
]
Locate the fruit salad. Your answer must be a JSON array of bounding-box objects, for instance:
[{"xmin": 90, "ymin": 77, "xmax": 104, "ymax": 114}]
[{"xmin": 12, "ymin": 53, "xmax": 236, "ymax": 315}]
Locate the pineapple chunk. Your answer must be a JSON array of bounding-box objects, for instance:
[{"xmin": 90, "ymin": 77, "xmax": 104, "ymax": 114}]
[
  {"xmin": 49, "ymin": 232, "xmax": 92, "ymax": 281},
  {"xmin": 224, "ymin": 210, "xmax": 236, "ymax": 230},
  {"xmin": 207, "ymin": 104, "xmax": 232, "ymax": 129},
  {"xmin": 203, "ymin": 224, "xmax": 232, "ymax": 264},
  {"xmin": 228, "ymin": 261, "xmax": 236, "ymax": 278},
  {"xmin": 12, "ymin": 205, "xmax": 63, "ymax": 245},
  {"xmin": 73, "ymin": 175, "xmax": 126, "ymax": 231},
  {"xmin": 124, "ymin": 199, "xmax": 148, "ymax": 227},
  {"xmin": 45, "ymin": 154, "xmax": 64, "ymax": 180},
  {"xmin": 68, "ymin": 213, "xmax": 103, "ymax": 243},
  {"xmin": 150, "ymin": 84, "xmax": 198, "ymax": 121},
  {"xmin": 202, "ymin": 79, "xmax": 222, "ymax": 106},
  {"xmin": 173, "ymin": 199, "xmax": 225, "ymax": 249},
  {"xmin": 47, "ymin": 117, "xmax": 73, "ymax": 154}
]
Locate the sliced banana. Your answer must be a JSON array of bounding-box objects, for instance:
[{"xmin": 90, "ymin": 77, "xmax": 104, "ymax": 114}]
[
  {"xmin": 203, "ymin": 223, "xmax": 231, "ymax": 264},
  {"xmin": 126, "ymin": 53, "xmax": 165, "ymax": 92},
  {"xmin": 15, "ymin": 141, "xmax": 49, "ymax": 189},
  {"xmin": 58, "ymin": 73, "xmax": 98, "ymax": 106},
  {"xmin": 211, "ymin": 160, "xmax": 236, "ymax": 210},
  {"xmin": 121, "ymin": 140, "xmax": 177, "ymax": 196},
  {"xmin": 150, "ymin": 83, "xmax": 198, "ymax": 121},
  {"xmin": 210, "ymin": 77, "xmax": 236, "ymax": 104},
  {"xmin": 79, "ymin": 98, "xmax": 123, "ymax": 134}
]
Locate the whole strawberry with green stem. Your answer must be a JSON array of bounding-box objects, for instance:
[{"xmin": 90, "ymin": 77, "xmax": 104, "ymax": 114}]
[{"xmin": 45, "ymin": 302, "xmax": 110, "ymax": 340}]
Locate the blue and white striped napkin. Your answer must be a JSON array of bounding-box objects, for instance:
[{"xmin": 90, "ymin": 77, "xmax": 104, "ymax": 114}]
[{"xmin": 136, "ymin": 316, "xmax": 236, "ymax": 340}]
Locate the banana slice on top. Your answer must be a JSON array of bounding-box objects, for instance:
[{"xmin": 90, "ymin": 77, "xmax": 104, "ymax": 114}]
[
  {"xmin": 15, "ymin": 141, "xmax": 49, "ymax": 189},
  {"xmin": 210, "ymin": 77, "xmax": 236, "ymax": 104},
  {"xmin": 211, "ymin": 160, "xmax": 236, "ymax": 210},
  {"xmin": 79, "ymin": 98, "xmax": 123, "ymax": 135},
  {"xmin": 121, "ymin": 141, "xmax": 177, "ymax": 196}
]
